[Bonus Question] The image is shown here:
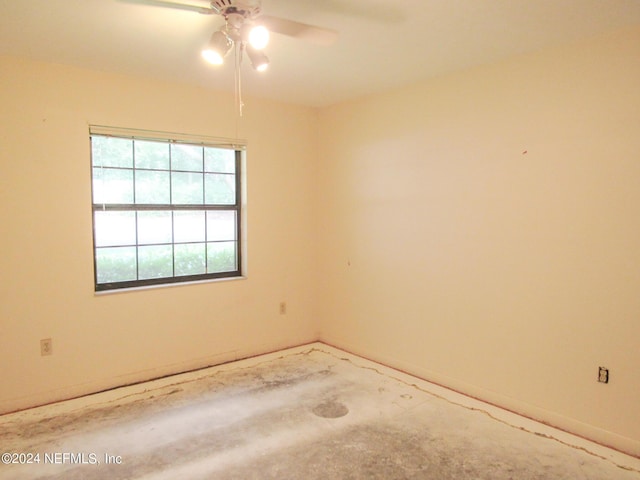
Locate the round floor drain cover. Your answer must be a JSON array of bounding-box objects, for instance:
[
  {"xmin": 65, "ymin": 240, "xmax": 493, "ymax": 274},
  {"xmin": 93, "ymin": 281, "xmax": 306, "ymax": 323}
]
[{"xmin": 312, "ymin": 400, "xmax": 349, "ymax": 418}]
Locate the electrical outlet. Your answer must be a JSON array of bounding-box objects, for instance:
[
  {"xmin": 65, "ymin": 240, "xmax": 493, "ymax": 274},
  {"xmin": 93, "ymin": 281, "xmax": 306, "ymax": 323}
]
[
  {"xmin": 279, "ymin": 302, "xmax": 287, "ymax": 315},
  {"xmin": 40, "ymin": 338, "xmax": 52, "ymax": 356},
  {"xmin": 598, "ymin": 367, "xmax": 609, "ymax": 384}
]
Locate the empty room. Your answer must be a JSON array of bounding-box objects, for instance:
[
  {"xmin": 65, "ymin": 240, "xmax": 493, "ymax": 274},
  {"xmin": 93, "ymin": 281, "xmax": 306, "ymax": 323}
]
[{"xmin": 1, "ymin": 0, "xmax": 640, "ymax": 478}]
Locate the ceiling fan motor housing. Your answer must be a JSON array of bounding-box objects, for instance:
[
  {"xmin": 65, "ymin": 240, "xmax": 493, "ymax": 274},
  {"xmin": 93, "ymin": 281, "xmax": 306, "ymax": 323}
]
[{"xmin": 210, "ymin": 0, "xmax": 261, "ymax": 19}]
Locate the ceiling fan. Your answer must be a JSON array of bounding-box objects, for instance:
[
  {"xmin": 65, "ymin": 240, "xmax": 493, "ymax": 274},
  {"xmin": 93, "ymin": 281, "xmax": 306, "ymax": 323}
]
[{"xmin": 124, "ymin": 0, "xmax": 339, "ymax": 71}]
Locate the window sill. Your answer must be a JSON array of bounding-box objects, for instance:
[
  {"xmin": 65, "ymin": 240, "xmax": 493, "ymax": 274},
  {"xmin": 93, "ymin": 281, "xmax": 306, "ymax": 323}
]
[{"xmin": 94, "ymin": 275, "xmax": 247, "ymax": 296}]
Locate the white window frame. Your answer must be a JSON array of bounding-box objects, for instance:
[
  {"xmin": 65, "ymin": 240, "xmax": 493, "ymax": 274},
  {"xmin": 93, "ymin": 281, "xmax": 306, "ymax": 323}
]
[{"xmin": 89, "ymin": 125, "xmax": 246, "ymax": 292}]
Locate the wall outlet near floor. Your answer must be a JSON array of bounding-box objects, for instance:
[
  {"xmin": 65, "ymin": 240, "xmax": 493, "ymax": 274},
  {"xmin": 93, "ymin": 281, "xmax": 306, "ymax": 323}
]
[
  {"xmin": 40, "ymin": 338, "xmax": 53, "ymax": 356},
  {"xmin": 598, "ymin": 367, "xmax": 609, "ymax": 384},
  {"xmin": 279, "ymin": 302, "xmax": 287, "ymax": 315}
]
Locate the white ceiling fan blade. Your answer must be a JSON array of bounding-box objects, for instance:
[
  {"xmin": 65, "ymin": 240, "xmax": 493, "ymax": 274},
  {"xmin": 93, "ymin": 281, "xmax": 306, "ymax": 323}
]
[
  {"xmin": 259, "ymin": 15, "xmax": 338, "ymax": 46},
  {"xmin": 118, "ymin": 0, "xmax": 214, "ymax": 15}
]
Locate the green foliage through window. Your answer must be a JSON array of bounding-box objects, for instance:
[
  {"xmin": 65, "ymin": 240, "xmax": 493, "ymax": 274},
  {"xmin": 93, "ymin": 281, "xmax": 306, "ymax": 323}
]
[{"xmin": 90, "ymin": 129, "xmax": 243, "ymax": 291}]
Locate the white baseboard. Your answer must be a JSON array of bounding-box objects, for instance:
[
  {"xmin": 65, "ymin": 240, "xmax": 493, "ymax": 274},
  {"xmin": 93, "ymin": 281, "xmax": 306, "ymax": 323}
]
[
  {"xmin": 318, "ymin": 336, "xmax": 640, "ymax": 462},
  {"xmin": 0, "ymin": 335, "xmax": 317, "ymax": 416},
  {"xmin": 3, "ymin": 336, "xmax": 638, "ymax": 467}
]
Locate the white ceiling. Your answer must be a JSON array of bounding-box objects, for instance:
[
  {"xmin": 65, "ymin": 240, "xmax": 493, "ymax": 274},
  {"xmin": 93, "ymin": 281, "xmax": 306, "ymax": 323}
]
[{"xmin": 1, "ymin": 0, "xmax": 640, "ymax": 107}]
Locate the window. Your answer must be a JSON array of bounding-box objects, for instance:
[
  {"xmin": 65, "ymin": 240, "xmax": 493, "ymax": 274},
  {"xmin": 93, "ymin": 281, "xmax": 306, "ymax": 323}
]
[{"xmin": 90, "ymin": 127, "xmax": 244, "ymax": 291}]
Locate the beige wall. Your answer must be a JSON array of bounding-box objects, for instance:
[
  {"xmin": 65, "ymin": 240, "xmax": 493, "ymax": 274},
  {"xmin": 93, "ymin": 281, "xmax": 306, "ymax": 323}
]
[
  {"xmin": 317, "ymin": 26, "xmax": 640, "ymax": 456},
  {"xmin": 0, "ymin": 57, "xmax": 319, "ymax": 413},
  {"xmin": 2, "ymin": 25, "xmax": 640, "ymax": 457}
]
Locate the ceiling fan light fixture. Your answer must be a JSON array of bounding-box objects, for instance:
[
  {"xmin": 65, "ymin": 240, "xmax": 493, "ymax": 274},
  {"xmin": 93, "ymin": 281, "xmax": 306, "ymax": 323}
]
[
  {"xmin": 248, "ymin": 25, "xmax": 270, "ymax": 50},
  {"xmin": 202, "ymin": 30, "xmax": 233, "ymax": 65},
  {"xmin": 246, "ymin": 46, "xmax": 269, "ymax": 72}
]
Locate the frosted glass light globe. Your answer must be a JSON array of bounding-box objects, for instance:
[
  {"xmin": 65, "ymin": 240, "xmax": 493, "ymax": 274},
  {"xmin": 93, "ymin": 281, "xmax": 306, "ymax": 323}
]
[{"xmin": 249, "ymin": 25, "xmax": 269, "ymax": 50}]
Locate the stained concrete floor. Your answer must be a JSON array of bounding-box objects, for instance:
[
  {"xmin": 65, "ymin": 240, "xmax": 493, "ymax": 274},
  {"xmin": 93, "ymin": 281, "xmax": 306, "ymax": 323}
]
[{"xmin": 1, "ymin": 344, "xmax": 639, "ymax": 479}]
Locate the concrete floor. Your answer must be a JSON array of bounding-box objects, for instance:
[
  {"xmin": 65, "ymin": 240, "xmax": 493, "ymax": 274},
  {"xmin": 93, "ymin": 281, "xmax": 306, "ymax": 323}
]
[{"xmin": 1, "ymin": 343, "xmax": 639, "ymax": 479}]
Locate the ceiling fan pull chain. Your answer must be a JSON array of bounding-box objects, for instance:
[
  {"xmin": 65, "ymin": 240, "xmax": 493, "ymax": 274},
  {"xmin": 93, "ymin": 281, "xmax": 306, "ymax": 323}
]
[
  {"xmin": 234, "ymin": 42, "xmax": 244, "ymax": 120},
  {"xmin": 238, "ymin": 44, "xmax": 244, "ymax": 117}
]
